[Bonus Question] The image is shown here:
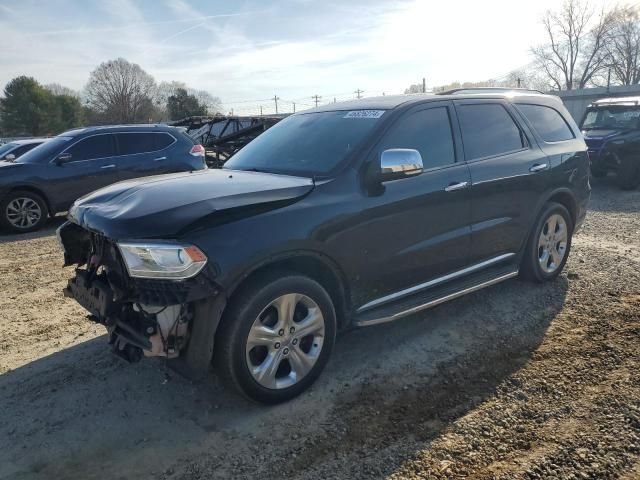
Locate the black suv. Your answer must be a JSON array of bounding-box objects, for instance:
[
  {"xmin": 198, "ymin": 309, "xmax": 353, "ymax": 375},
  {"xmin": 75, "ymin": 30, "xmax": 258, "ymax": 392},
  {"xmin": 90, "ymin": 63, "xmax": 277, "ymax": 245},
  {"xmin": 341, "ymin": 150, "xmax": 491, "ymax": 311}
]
[
  {"xmin": 0, "ymin": 125, "xmax": 206, "ymax": 232},
  {"xmin": 59, "ymin": 91, "xmax": 590, "ymax": 404},
  {"xmin": 581, "ymin": 97, "xmax": 640, "ymax": 190}
]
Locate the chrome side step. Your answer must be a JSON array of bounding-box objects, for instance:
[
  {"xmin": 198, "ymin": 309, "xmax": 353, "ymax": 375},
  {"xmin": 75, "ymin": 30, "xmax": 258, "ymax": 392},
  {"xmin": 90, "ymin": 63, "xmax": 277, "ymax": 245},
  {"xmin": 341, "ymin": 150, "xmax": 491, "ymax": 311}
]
[{"xmin": 354, "ymin": 270, "xmax": 519, "ymax": 327}]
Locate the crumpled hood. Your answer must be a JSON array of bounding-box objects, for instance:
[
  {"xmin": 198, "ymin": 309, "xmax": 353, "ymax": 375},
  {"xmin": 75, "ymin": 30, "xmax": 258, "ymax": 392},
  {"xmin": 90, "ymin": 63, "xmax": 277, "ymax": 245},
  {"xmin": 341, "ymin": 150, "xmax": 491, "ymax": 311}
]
[{"xmin": 69, "ymin": 169, "xmax": 314, "ymax": 239}]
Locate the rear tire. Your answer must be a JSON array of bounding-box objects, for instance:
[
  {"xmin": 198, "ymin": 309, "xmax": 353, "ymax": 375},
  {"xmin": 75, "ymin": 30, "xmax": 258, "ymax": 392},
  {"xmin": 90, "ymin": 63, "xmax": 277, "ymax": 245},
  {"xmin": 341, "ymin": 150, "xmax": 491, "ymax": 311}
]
[
  {"xmin": 520, "ymin": 202, "xmax": 573, "ymax": 283},
  {"xmin": 214, "ymin": 273, "xmax": 336, "ymax": 404},
  {"xmin": 616, "ymin": 154, "xmax": 640, "ymax": 190},
  {"xmin": 0, "ymin": 190, "xmax": 49, "ymax": 233}
]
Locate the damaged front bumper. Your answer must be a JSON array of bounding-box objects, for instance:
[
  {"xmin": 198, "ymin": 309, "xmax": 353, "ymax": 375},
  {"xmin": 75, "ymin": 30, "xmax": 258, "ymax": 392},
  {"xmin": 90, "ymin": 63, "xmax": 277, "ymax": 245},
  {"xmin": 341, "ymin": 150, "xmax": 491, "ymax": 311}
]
[{"xmin": 58, "ymin": 221, "xmax": 225, "ymax": 376}]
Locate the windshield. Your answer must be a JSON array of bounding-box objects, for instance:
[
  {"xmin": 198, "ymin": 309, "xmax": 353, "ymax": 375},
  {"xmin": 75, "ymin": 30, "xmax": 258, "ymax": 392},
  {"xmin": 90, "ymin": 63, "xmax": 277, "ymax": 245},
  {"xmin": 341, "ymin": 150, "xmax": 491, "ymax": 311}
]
[
  {"xmin": 16, "ymin": 136, "xmax": 72, "ymax": 163},
  {"xmin": 0, "ymin": 143, "xmax": 18, "ymax": 158},
  {"xmin": 223, "ymin": 110, "xmax": 385, "ymax": 176},
  {"xmin": 582, "ymin": 106, "xmax": 640, "ymax": 130}
]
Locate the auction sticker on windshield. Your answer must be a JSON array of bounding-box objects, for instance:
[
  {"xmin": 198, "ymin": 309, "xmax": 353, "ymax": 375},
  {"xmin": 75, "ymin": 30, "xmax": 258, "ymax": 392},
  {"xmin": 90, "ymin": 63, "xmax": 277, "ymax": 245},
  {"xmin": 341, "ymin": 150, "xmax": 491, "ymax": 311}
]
[{"xmin": 343, "ymin": 110, "xmax": 385, "ymax": 119}]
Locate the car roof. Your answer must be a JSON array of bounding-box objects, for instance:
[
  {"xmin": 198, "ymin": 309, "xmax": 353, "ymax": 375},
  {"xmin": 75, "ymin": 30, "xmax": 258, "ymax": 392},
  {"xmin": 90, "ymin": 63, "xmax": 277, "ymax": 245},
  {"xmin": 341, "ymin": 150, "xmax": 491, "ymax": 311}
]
[
  {"xmin": 309, "ymin": 90, "xmax": 560, "ymax": 113},
  {"xmin": 590, "ymin": 96, "xmax": 640, "ymax": 106},
  {"xmin": 60, "ymin": 124, "xmax": 178, "ymax": 137},
  {"xmin": 9, "ymin": 138, "xmax": 48, "ymax": 145}
]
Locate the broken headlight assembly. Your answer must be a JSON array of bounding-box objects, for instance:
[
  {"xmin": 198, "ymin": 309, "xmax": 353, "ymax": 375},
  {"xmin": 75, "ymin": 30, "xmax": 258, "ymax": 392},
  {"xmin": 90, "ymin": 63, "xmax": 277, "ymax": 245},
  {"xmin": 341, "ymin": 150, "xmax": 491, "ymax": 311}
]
[{"xmin": 117, "ymin": 242, "xmax": 207, "ymax": 280}]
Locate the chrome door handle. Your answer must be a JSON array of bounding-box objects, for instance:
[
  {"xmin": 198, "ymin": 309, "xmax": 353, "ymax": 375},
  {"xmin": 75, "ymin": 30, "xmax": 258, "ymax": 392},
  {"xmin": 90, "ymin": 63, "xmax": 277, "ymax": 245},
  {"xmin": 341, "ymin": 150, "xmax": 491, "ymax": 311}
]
[
  {"xmin": 153, "ymin": 156, "xmax": 167, "ymax": 162},
  {"xmin": 100, "ymin": 164, "xmax": 116, "ymax": 169},
  {"xmin": 444, "ymin": 181, "xmax": 469, "ymax": 192},
  {"xmin": 529, "ymin": 163, "xmax": 548, "ymax": 173}
]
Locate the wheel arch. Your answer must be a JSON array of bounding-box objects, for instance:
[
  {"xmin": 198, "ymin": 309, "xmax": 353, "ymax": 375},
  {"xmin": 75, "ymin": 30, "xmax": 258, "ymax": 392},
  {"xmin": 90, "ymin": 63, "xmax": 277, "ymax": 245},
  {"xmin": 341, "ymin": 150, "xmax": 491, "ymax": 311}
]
[
  {"xmin": 544, "ymin": 188, "xmax": 578, "ymax": 227},
  {"xmin": 2, "ymin": 185, "xmax": 53, "ymax": 215},
  {"xmin": 225, "ymin": 251, "xmax": 351, "ymax": 329}
]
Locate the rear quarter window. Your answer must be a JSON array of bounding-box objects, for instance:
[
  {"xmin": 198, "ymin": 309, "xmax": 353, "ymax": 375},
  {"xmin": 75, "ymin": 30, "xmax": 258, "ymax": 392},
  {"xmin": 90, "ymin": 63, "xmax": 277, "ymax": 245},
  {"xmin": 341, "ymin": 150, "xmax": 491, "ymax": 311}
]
[{"xmin": 517, "ymin": 104, "xmax": 575, "ymax": 142}]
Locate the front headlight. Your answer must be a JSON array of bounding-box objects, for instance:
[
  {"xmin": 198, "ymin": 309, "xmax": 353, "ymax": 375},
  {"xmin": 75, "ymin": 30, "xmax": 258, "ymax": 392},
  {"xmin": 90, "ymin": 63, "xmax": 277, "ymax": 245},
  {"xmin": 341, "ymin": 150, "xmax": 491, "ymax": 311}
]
[{"xmin": 117, "ymin": 242, "xmax": 207, "ymax": 279}]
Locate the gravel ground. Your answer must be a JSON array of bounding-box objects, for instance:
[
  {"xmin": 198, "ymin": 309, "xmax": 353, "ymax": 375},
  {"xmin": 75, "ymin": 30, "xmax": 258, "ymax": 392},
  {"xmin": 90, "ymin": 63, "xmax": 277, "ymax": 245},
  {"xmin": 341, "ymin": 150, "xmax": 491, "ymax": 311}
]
[{"xmin": 0, "ymin": 176, "xmax": 638, "ymax": 480}]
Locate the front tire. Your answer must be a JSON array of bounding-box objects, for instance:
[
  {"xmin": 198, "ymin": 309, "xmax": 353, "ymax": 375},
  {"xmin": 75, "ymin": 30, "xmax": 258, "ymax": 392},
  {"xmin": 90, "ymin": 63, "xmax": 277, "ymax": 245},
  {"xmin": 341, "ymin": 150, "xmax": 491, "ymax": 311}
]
[
  {"xmin": 214, "ymin": 273, "xmax": 336, "ymax": 404},
  {"xmin": 0, "ymin": 190, "xmax": 49, "ymax": 233},
  {"xmin": 521, "ymin": 202, "xmax": 573, "ymax": 283}
]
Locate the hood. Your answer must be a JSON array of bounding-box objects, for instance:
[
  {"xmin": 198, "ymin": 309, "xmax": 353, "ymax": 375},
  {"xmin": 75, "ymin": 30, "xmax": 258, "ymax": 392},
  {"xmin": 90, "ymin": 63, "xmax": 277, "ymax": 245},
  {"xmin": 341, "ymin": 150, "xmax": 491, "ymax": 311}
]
[
  {"xmin": 69, "ymin": 169, "xmax": 314, "ymax": 239},
  {"xmin": 582, "ymin": 129, "xmax": 624, "ymax": 141}
]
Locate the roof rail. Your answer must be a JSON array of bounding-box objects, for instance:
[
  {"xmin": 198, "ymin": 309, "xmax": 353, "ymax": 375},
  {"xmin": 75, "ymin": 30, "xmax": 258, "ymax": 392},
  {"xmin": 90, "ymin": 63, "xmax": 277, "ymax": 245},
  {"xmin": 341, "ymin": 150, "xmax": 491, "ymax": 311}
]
[{"xmin": 436, "ymin": 87, "xmax": 546, "ymax": 95}]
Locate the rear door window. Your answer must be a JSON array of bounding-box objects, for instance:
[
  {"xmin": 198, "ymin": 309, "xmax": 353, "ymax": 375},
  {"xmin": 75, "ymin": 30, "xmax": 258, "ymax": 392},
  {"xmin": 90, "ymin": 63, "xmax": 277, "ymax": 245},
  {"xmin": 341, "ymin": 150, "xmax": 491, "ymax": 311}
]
[
  {"xmin": 116, "ymin": 133, "xmax": 175, "ymax": 155},
  {"xmin": 518, "ymin": 104, "xmax": 574, "ymax": 142},
  {"xmin": 457, "ymin": 103, "xmax": 526, "ymax": 160},
  {"xmin": 66, "ymin": 135, "xmax": 116, "ymax": 161},
  {"xmin": 380, "ymin": 107, "xmax": 456, "ymax": 168}
]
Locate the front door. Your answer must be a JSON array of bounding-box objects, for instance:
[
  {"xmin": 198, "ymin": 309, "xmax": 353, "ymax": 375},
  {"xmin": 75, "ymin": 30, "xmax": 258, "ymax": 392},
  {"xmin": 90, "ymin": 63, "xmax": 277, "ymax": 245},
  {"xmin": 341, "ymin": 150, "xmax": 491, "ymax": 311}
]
[
  {"xmin": 48, "ymin": 133, "xmax": 121, "ymax": 209},
  {"xmin": 341, "ymin": 102, "xmax": 473, "ymax": 308}
]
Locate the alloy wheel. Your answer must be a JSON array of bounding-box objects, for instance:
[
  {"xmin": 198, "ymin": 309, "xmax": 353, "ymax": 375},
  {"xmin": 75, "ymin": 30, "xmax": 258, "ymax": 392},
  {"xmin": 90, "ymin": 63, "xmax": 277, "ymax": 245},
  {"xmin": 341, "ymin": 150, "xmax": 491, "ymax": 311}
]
[
  {"xmin": 6, "ymin": 197, "xmax": 42, "ymax": 229},
  {"xmin": 537, "ymin": 213, "xmax": 568, "ymax": 274},
  {"xmin": 245, "ymin": 293, "xmax": 325, "ymax": 390}
]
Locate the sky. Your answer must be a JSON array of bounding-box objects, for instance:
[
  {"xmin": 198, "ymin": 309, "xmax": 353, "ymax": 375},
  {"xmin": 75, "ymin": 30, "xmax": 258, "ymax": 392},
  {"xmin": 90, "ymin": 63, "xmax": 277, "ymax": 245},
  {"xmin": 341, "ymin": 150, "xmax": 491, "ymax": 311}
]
[{"xmin": 0, "ymin": 0, "xmax": 592, "ymax": 114}]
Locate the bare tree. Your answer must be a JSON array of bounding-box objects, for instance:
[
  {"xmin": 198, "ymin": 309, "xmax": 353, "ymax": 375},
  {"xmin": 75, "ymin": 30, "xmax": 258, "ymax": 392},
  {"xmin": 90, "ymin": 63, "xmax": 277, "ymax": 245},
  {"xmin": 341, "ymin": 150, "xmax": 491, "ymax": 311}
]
[
  {"xmin": 44, "ymin": 83, "xmax": 80, "ymax": 99},
  {"xmin": 532, "ymin": 0, "xmax": 616, "ymax": 90},
  {"xmin": 85, "ymin": 58, "xmax": 157, "ymax": 123},
  {"xmin": 606, "ymin": 5, "xmax": 640, "ymax": 85}
]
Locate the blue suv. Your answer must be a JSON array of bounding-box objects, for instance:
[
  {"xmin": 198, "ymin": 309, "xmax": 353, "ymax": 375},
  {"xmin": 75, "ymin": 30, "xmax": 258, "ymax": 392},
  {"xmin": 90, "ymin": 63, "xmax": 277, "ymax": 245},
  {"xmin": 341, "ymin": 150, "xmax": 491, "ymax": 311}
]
[{"xmin": 0, "ymin": 125, "xmax": 207, "ymax": 232}]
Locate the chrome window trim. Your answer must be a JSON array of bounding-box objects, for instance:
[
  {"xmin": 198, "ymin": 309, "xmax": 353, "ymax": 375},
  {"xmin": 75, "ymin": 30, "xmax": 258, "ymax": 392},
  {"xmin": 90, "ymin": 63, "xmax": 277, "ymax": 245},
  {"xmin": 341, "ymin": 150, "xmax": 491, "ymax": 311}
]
[
  {"xmin": 356, "ymin": 252, "xmax": 516, "ymax": 313},
  {"xmin": 50, "ymin": 131, "xmax": 177, "ymax": 165}
]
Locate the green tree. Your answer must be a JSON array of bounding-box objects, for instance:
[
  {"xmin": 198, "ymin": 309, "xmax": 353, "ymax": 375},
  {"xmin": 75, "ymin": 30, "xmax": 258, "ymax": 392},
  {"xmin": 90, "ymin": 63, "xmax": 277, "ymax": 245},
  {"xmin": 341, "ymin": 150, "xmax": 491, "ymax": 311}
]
[
  {"xmin": 49, "ymin": 94, "xmax": 84, "ymax": 133},
  {"xmin": 167, "ymin": 88, "xmax": 207, "ymax": 120},
  {"xmin": 0, "ymin": 76, "xmax": 52, "ymax": 136}
]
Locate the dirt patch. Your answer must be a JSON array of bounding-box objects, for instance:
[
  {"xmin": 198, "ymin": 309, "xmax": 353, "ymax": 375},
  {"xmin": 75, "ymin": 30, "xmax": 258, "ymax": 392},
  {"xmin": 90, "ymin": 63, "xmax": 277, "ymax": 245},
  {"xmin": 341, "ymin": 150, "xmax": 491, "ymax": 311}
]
[{"xmin": 0, "ymin": 177, "xmax": 638, "ymax": 479}]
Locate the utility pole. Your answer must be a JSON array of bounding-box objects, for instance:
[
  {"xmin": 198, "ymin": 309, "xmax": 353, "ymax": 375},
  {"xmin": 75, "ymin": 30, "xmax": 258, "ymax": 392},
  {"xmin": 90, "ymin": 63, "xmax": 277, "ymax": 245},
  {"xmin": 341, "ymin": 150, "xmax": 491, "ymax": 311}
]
[
  {"xmin": 312, "ymin": 94, "xmax": 322, "ymax": 107},
  {"xmin": 273, "ymin": 95, "xmax": 280, "ymax": 114},
  {"xmin": 333, "ymin": 97, "xmax": 336, "ymax": 103},
  {"xmin": 260, "ymin": 105, "xmax": 263, "ymax": 116},
  {"xmin": 607, "ymin": 68, "xmax": 611, "ymax": 92},
  {"xmin": 354, "ymin": 89, "xmax": 364, "ymax": 99},
  {"xmin": 517, "ymin": 77, "xmax": 521, "ymax": 88},
  {"xmin": 293, "ymin": 102, "xmax": 296, "ymax": 113},
  {"xmin": 230, "ymin": 108, "xmax": 234, "ymax": 116},
  {"xmin": 422, "ymin": 77, "xmax": 426, "ymax": 93}
]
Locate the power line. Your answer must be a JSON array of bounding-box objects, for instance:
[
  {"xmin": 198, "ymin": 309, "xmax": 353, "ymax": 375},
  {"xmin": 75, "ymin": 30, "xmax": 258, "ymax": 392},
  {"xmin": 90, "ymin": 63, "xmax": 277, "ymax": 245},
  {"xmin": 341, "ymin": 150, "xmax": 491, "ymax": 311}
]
[
  {"xmin": 354, "ymin": 88, "xmax": 364, "ymax": 99},
  {"xmin": 311, "ymin": 94, "xmax": 322, "ymax": 107}
]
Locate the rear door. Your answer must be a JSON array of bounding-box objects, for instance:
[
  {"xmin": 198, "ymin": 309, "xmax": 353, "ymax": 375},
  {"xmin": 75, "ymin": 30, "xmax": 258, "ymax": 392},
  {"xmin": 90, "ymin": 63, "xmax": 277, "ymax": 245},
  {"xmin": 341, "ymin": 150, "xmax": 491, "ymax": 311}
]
[
  {"xmin": 49, "ymin": 134, "xmax": 121, "ymax": 208},
  {"xmin": 454, "ymin": 100, "xmax": 550, "ymax": 265},
  {"xmin": 346, "ymin": 102, "xmax": 473, "ymax": 304},
  {"xmin": 115, "ymin": 132, "xmax": 177, "ymax": 180}
]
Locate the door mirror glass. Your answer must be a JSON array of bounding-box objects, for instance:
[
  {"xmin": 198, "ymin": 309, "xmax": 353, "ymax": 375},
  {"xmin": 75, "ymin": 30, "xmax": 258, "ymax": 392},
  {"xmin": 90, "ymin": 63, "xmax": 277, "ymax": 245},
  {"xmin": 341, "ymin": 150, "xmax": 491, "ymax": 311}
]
[
  {"xmin": 55, "ymin": 152, "xmax": 73, "ymax": 164},
  {"xmin": 4, "ymin": 153, "xmax": 16, "ymax": 161},
  {"xmin": 380, "ymin": 149, "xmax": 423, "ymax": 181}
]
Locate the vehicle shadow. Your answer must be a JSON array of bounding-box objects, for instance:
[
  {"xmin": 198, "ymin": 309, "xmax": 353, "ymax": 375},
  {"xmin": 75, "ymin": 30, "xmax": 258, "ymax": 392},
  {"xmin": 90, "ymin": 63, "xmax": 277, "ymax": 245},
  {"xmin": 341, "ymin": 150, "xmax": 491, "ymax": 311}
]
[
  {"xmin": 0, "ymin": 276, "xmax": 568, "ymax": 480},
  {"xmin": 0, "ymin": 215, "xmax": 66, "ymax": 244},
  {"xmin": 588, "ymin": 175, "xmax": 640, "ymax": 214}
]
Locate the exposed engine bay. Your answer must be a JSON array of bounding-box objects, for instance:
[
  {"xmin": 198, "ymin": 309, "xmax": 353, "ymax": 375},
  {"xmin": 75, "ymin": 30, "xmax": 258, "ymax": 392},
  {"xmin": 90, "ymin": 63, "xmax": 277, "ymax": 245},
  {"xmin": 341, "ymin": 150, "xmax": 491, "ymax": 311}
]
[{"xmin": 58, "ymin": 221, "xmax": 220, "ymax": 365}]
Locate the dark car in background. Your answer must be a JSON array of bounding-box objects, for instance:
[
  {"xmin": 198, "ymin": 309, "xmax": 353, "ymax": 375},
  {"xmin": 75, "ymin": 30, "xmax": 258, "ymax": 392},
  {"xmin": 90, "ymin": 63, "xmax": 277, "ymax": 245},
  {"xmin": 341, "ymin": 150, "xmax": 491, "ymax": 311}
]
[
  {"xmin": 59, "ymin": 90, "xmax": 589, "ymax": 404},
  {"xmin": 581, "ymin": 97, "xmax": 640, "ymax": 190},
  {"xmin": 0, "ymin": 138, "xmax": 48, "ymax": 161},
  {"xmin": 0, "ymin": 125, "xmax": 206, "ymax": 232}
]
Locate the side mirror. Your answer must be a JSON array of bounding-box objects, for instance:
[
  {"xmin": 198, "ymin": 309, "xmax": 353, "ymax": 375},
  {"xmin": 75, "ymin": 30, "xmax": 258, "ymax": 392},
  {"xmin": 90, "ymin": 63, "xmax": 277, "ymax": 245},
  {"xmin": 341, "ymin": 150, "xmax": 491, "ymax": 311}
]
[
  {"xmin": 55, "ymin": 152, "xmax": 72, "ymax": 165},
  {"xmin": 4, "ymin": 153, "xmax": 16, "ymax": 161},
  {"xmin": 380, "ymin": 149, "xmax": 423, "ymax": 182}
]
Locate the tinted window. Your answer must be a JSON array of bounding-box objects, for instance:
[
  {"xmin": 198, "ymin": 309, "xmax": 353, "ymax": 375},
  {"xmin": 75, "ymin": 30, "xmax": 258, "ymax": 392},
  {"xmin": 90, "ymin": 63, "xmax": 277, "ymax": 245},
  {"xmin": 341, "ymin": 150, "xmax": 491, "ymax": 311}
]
[
  {"xmin": 457, "ymin": 104, "xmax": 525, "ymax": 160},
  {"xmin": 518, "ymin": 104, "xmax": 574, "ymax": 142},
  {"xmin": 16, "ymin": 136, "xmax": 73, "ymax": 164},
  {"xmin": 66, "ymin": 135, "xmax": 115, "ymax": 161},
  {"xmin": 155, "ymin": 133, "xmax": 175, "ymax": 149},
  {"xmin": 224, "ymin": 110, "xmax": 384, "ymax": 176},
  {"xmin": 582, "ymin": 106, "xmax": 640, "ymax": 130},
  {"xmin": 0, "ymin": 143, "xmax": 18, "ymax": 158},
  {"xmin": 380, "ymin": 107, "xmax": 455, "ymax": 168},
  {"xmin": 12, "ymin": 143, "xmax": 40, "ymax": 157},
  {"xmin": 117, "ymin": 133, "xmax": 155, "ymax": 155}
]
